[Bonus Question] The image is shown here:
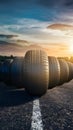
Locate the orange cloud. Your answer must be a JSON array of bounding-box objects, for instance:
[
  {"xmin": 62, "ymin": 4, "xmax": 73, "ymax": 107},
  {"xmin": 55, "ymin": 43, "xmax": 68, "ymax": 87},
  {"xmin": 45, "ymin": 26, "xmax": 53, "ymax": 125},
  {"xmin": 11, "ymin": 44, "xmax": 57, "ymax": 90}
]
[
  {"xmin": 47, "ymin": 23, "xmax": 73, "ymax": 31},
  {"xmin": 0, "ymin": 40, "xmax": 71, "ymax": 57}
]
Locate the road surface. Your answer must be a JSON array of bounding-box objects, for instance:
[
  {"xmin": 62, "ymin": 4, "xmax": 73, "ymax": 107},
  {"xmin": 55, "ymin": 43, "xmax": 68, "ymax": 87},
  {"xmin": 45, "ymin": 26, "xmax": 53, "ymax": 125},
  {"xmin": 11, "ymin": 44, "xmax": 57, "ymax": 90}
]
[{"xmin": 0, "ymin": 80, "xmax": 73, "ymax": 130}]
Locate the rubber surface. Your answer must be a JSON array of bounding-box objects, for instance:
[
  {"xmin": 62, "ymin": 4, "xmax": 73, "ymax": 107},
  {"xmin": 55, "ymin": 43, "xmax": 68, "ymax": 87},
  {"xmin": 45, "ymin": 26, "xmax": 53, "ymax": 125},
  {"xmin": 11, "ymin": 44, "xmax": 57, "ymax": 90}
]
[
  {"xmin": 0, "ymin": 60, "xmax": 12, "ymax": 83},
  {"xmin": 67, "ymin": 62, "xmax": 73, "ymax": 81},
  {"xmin": 58, "ymin": 59, "xmax": 69, "ymax": 85},
  {"xmin": 0, "ymin": 62, "xmax": 3, "ymax": 81},
  {"xmin": 10, "ymin": 58, "xmax": 23, "ymax": 87},
  {"xmin": 23, "ymin": 50, "xmax": 49, "ymax": 96},
  {"xmin": 48, "ymin": 57, "xmax": 60, "ymax": 89}
]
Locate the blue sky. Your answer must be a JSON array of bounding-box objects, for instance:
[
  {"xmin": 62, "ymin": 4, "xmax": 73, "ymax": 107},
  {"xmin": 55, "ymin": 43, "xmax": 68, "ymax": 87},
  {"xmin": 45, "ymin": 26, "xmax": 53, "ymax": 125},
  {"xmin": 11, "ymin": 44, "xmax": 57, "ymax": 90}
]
[{"xmin": 0, "ymin": 0, "xmax": 73, "ymax": 56}]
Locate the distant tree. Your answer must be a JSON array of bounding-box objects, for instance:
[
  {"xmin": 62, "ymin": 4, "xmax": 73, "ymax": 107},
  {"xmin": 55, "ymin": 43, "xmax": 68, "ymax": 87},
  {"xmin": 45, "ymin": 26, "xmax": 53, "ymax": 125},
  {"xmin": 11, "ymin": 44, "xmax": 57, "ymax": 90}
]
[
  {"xmin": 70, "ymin": 57, "xmax": 73, "ymax": 63},
  {"xmin": 57, "ymin": 57, "xmax": 69, "ymax": 61},
  {"xmin": 10, "ymin": 55, "xmax": 14, "ymax": 59}
]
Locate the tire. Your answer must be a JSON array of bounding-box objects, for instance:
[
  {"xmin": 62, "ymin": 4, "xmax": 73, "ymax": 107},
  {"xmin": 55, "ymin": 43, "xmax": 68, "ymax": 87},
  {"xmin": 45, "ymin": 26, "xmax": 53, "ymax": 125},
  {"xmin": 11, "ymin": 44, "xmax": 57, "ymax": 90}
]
[
  {"xmin": 0, "ymin": 60, "xmax": 12, "ymax": 83},
  {"xmin": 48, "ymin": 57, "xmax": 60, "ymax": 89},
  {"xmin": 0, "ymin": 62, "xmax": 3, "ymax": 81},
  {"xmin": 10, "ymin": 58, "xmax": 23, "ymax": 87},
  {"xmin": 23, "ymin": 50, "xmax": 49, "ymax": 96},
  {"xmin": 67, "ymin": 62, "xmax": 73, "ymax": 81},
  {"xmin": 58, "ymin": 59, "xmax": 69, "ymax": 85}
]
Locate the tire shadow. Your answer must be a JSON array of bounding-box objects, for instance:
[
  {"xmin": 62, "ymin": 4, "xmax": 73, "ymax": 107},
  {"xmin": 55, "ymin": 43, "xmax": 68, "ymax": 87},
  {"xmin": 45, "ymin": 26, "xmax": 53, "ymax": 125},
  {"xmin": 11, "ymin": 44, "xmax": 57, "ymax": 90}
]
[{"xmin": 0, "ymin": 83, "xmax": 34, "ymax": 107}]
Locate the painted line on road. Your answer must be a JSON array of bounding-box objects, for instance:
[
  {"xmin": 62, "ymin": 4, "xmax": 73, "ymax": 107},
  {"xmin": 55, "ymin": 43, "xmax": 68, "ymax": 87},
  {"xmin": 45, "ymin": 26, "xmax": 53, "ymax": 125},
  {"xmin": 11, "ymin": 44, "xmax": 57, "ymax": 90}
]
[{"xmin": 31, "ymin": 99, "xmax": 43, "ymax": 130}]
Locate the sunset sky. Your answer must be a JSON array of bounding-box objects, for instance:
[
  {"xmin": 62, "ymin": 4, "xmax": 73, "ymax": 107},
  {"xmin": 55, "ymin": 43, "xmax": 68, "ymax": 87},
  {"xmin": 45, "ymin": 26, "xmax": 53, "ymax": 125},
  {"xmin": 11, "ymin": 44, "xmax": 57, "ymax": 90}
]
[{"xmin": 0, "ymin": 0, "xmax": 73, "ymax": 56}]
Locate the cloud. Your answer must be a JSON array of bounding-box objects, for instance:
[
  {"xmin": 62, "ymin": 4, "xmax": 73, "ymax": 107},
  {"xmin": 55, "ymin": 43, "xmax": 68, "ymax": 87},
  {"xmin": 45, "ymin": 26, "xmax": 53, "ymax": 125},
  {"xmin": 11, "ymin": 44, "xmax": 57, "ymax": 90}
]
[
  {"xmin": 0, "ymin": 0, "xmax": 72, "ymax": 13},
  {"xmin": 0, "ymin": 18, "xmax": 73, "ymax": 46},
  {"xmin": 37, "ymin": 0, "xmax": 73, "ymax": 8},
  {"xmin": 0, "ymin": 0, "xmax": 73, "ymax": 24},
  {"xmin": 37, "ymin": 0, "xmax": 61, "ymax": 7},
  {"xmin": 0, "ymin": 40, "xmax": 11, "ymax": 45},
  {"xmin": 0, "ymin": 40, "xmax": 45, "ymax": 56},
  {"xmin": 0, "ymin": 38, "xmax": 31, "ymax": 47},
  {"xmin": 0, "ymin": 17, "xmax": 73, "ymax": 56},
  {"xmin": 0, "ymin": 34, "xmax": 72, "ymax": 57},
  {"xmin": 16, "ymin": 39, "xmax": 31, "ymax": 46},
  {"xmin": 0, "ymin": 40, "xmax": 33, "ymax": 56},
  {"xmin": 47, "ymin": 23, "xmax": 73, "ymax": 31},
  {"xmin": 0, "ymin": 0, "xmax": 73, "ymax": 27},
  {"xmin": 0, "ymin": 34, "xmax": 18, "ymax": 39},
  {"xmin": 0, "ymin": 40, "xmax": 69, "ymax": 57},
  {"xmin": 0, "ymin": 40, "xmax": 21, "ymax": 47},
  {"xmin": 0, "ymin": 18, "xmax": 51, "ymax": 43},
  {"xmin": 64, "ymin": 0, "xmax": 73, "ymax": 7},
  {"xmin": 47, "ymin": 23, "xmax": 73, "ymax": 38},
  {"xmin": 16, "ymin": 39, "xmax": 28, "ymax": 43}
]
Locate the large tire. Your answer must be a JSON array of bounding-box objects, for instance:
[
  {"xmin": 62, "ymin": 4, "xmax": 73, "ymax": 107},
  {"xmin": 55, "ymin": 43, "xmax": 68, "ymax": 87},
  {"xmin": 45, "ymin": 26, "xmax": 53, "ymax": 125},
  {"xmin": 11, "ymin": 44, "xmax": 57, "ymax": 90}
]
[
  {"xmin": 23, "ymin": 50, "xmax": 49, "ymax": 96},
  {"xmin": 58, "ymin": 59, "xmax": 69, "ymax": 85},
  {"xmin": 10, "ymin": 58, "xmax": 23, "ymax": 87},
  {"xmin": 48, "ymin": 57, "xmax": 60, "ymax": 89},
  {"xmin": 67, "ymin": 62, "xmax": 73, "ymax": 81}
]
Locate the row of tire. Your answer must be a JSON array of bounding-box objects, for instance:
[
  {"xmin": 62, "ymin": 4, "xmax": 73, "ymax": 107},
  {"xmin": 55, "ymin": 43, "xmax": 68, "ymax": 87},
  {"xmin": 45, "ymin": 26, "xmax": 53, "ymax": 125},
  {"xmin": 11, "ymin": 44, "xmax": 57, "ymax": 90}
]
[
  {"xmin": 0, "ymin": 50, "xmax": 73, "ymax": 96},
  {"xmin": 49, "ymin": 57, "xmax": 73, "ymax": 88}
]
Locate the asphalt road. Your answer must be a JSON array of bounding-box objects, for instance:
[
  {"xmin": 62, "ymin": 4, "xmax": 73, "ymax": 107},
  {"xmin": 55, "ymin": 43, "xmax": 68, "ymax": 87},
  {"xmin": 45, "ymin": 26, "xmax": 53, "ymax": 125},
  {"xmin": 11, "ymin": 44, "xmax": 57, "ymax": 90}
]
[{"xmin": 0, "ymin": 80, "xmax": 73, "ymax": 130}]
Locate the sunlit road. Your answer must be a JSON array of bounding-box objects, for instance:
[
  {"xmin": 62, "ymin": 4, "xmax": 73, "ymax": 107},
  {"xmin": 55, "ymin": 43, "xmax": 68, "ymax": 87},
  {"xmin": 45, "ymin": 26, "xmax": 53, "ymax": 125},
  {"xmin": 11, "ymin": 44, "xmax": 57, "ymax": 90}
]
[{"xmin": 0, "ymin": 80, "xmax": 73, "ymax": 130}]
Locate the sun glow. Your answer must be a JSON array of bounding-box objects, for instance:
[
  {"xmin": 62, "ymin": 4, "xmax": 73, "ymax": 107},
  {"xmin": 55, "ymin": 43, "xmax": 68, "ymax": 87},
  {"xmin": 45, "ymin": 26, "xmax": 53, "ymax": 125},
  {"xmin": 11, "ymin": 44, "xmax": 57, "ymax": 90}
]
[{"xmin": 69, "ymin": 45, "xmax": 73, "ymax": 53}]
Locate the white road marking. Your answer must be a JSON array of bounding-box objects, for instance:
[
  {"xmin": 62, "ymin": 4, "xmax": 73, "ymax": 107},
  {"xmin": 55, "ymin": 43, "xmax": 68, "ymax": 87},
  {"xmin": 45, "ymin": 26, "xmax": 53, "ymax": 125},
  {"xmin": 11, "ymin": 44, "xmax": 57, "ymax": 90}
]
[{"xmin": 31, "ymin": 99, "xmax": 43, "ymax": 130}]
